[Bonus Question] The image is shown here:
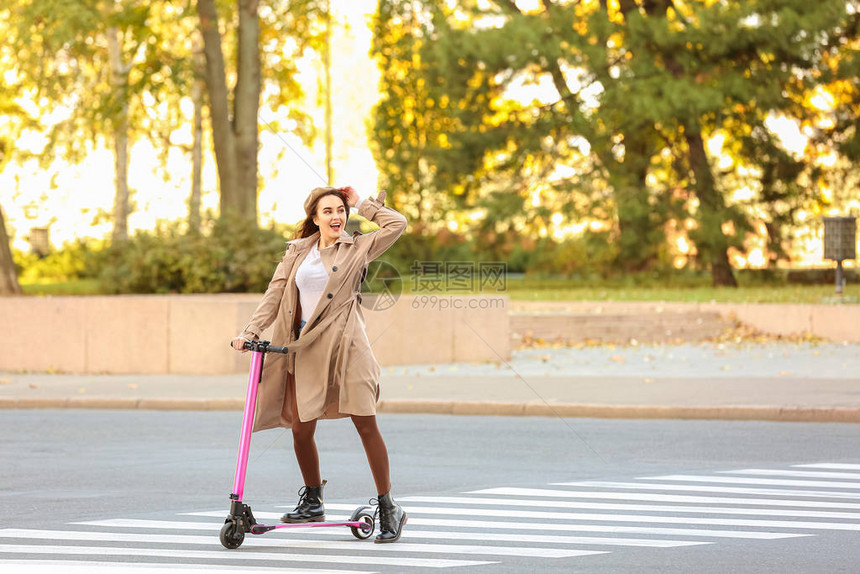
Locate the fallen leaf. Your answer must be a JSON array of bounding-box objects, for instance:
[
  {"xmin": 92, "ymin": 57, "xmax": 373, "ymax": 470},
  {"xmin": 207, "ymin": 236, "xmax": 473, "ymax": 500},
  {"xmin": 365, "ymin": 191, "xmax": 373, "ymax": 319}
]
[
  {"xmin": 28, "ymin": 383, "xmax": 38, "ymax": 389},
  {"xmin": 779, "ymin": 371, "xmax": 794, "ymax": 376},
  {"xmin": 127, "ymin": 384, "xmax": 138, "ymax": 390},
  {"xmin": 0, "ymin": 378, "xmax": 11, "ymax": 385},
  {"xmin": 78, "ymin": 388, "xmax": 87, "ymax": 394},
  {"xmin": 643, "ymin": 378, "xmax": 655, "ymax": 383},
  {"xmin": 610, "ymin": 355, "xmax": 626, "ymax": 364}
]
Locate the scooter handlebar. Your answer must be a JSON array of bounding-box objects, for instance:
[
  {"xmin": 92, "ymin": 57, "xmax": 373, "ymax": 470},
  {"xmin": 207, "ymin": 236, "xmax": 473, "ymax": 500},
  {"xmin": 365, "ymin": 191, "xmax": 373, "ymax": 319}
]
[{"xmin": 230, "ymin": 339, "xmax": 289, "ymax": 354}]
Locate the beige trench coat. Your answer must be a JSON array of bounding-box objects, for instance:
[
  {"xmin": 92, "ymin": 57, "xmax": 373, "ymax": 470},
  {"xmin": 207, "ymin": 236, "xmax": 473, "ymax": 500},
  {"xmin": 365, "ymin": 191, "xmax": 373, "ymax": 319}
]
[{"xmin": 240, "ymin": 191, "xmax": 406, "ymax": 432}]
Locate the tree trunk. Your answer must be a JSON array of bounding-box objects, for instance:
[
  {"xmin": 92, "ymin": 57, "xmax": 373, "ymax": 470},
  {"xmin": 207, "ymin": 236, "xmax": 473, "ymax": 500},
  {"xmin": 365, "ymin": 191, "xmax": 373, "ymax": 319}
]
[
  {"xmin": 233, "ymin": 0, "xmax": 261, "ymax": 222},
  {"xmin": 107, "ymin": 26, "xmax": 130, "ymax": 243},
  {"xmin": 686, "ymin": 127, "xmax": 738, "ymax": 287},
  {"xmin": 197, "ymin": 0, "xmax": 242, "ymax": 219},
  {"xmin": 0, "ymin": 205, "xmax": 22, "ymax": 295},
  {"xmin": 611, "ymin": 131, "xmax": 665, "ymax": 272},
  {"xmin": 614, "ymin": 180, "xmax": 659, "ymax": 272},
  {"xmin": 189, "ymin": 36, "xmax": 205, "ymax": 233},
  {"xmin": 323, "ymin": 0, "xmax": 333, "ymax": 184}
]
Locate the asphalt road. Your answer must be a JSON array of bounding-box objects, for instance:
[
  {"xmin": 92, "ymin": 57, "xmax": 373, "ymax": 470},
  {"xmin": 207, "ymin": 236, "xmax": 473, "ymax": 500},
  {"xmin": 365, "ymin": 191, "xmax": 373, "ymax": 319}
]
[{"xmin": 2, "ymin": 410, "xmax": 860, "ymax": 573}]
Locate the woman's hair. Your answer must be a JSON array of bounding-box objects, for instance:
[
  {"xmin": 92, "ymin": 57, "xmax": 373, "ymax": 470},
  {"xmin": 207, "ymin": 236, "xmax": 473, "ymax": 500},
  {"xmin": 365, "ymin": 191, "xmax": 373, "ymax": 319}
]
[{"xmin": 296, "ymin": 188, "xmax": 350, "ymax": 239}]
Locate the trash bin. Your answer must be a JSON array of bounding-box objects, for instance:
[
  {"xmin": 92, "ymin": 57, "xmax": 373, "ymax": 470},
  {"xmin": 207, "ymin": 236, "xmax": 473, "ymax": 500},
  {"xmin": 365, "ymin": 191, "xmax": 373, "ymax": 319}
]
[{"xmin": 823, "ymin": 216, "xmax": 857, "ymax": 295}]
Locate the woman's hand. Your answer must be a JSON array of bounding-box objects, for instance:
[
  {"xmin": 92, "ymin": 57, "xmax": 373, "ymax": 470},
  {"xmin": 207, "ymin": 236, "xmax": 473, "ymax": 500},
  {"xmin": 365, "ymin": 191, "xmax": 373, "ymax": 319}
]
[
  {"xmin": 231, "ymin": 336, "xmax": 250, "ymax": 352},
  {"xmin": 339, "ymin": 186, "xmax": 359, "ymax": 207}
]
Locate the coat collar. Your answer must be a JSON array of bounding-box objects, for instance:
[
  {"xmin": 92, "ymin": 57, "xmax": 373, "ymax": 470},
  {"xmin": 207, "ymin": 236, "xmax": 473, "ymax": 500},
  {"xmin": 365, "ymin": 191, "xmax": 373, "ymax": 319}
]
[{"xmin": 288, "ymin": 230, "xmax": 354, "ymax": 252}]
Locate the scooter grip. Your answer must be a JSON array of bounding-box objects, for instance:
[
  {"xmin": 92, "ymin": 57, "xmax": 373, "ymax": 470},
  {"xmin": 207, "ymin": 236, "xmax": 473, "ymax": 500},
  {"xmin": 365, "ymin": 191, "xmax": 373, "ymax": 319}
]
[
  {"xmin": 227, "ymin": 339, "xmax": 255, "ymax": 350},
  {"xmin": 267, "ymin": 345, "xmax": 289, "ymax": 354}
]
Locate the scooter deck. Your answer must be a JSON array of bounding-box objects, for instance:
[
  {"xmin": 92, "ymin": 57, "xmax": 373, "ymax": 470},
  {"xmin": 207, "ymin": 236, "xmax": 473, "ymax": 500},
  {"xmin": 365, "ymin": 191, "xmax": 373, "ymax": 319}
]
[{"xmin": 251, "ymin": 520, "xmax": 370, "ymax": 534}]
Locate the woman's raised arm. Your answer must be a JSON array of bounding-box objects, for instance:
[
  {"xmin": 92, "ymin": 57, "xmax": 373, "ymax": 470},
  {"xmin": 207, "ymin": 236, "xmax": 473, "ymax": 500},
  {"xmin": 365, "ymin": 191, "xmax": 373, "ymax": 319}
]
[{"xmin": 354, "ymin": 190, "xmax": 407, "ymax": 261}]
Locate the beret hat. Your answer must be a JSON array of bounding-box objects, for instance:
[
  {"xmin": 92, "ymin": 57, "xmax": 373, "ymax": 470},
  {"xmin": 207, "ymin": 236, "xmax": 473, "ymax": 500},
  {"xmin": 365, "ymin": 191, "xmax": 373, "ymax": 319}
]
[{"xmin": 303, "ymin": 186, "xmax": 347, "ymax": 216}]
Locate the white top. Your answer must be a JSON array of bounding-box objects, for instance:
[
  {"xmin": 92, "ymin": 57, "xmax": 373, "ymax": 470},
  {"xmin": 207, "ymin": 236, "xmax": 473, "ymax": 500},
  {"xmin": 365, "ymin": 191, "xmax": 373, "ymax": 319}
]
[
  {"xmin": 295, "ymin": 196, "xmax": 365, "ymax": 326},
  {"xmin": 296, "ymin": 241, "xmax": 331, "ymax": 324}
]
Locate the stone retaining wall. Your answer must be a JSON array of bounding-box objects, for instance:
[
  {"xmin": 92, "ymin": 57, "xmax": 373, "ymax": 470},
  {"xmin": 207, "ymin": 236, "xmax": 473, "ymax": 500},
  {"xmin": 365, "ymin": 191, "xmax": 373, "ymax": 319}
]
[
  {"xmin": 509, "ymin": 301, "xmax": 860, "ymax": 344},
  {"xmin": 511, "ymin": 310, "xmax": 727, "ymax": 344},
  {"xmin": 2, "ymin": 296, "xmax": 857, "ymax": 374},
  {"xmin": 1, "ymin": 294, "xmax": 510, "ymax": 374}
]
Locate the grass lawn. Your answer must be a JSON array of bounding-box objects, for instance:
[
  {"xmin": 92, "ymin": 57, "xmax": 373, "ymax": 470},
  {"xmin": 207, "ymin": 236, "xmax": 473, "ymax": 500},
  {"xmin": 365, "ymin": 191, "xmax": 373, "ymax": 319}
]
[
  {"xmin": 502, "ymin": 284, "xmax": 855, "ymax": 304},
  {"xmin": 400, "ymin": 277, "xmax": 857, "ymax": 304},
  {"xmin": 20, "ymin": 278, "xmax": 102, "ymax": 296}
]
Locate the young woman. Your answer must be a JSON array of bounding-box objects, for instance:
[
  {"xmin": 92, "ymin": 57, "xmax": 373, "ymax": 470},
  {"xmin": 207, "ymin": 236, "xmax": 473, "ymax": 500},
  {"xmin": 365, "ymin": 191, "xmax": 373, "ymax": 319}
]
[{"xmin": 231, "ymin": 186, "xmax": 408, "ymax": 543}]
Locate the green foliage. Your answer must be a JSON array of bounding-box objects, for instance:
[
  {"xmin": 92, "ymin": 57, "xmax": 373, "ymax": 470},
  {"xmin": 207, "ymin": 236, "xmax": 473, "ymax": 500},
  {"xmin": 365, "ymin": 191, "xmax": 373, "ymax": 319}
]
[
  {"xmin": 13, "ymin": 239, "xmax": 107, "ymax": 283},
  {"xmin": 98, "ymin": 215, "xmax": 294, "ymax": 294},
  {"xmin": 525, "ymin": 234, "xmax": 619, "ymax": 279},
  {"xmin": 380, "ymin": 229, "xmax": 621, "ymax": 279},
  {"xmin": 379, "ymin": 229, "xmax": 476, "ymax": 275}
]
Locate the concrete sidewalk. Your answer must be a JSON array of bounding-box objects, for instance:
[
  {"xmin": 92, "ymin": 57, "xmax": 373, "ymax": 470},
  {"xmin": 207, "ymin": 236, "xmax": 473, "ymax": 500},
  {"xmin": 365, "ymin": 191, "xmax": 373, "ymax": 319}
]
[{"xmin": 2, "ymin": 341, "xmax": 859, "ymax": 422}]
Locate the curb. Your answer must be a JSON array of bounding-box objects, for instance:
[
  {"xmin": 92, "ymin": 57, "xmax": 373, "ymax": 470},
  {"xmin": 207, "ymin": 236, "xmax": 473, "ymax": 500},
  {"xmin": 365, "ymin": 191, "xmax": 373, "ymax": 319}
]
[
  {"xmin": 383, "ymin": 401, "xmax": 860, "ymax": 423},
  {"xmin": 0, "ymin": 397, "xmax": 244, "ymax": 411},
  {"xmin": 2, "ymin": 396, "xmax": 860, "ymax": 423}
]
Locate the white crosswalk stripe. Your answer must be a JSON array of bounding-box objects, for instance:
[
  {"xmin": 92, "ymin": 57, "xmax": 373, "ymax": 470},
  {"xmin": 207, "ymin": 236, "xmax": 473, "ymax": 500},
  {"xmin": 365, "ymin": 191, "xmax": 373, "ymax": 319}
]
[
  {"xmin": 720, "ymin": 468, "xmax": 860, "ymax": 480},
  {"xmin": 470, "ymin": 486, "xmax": 860, "ymax": 510},
  {"xmin": 556, "ymin": 480, "xmax": 860, "ymax": 499},
  {"xmin": 0, "ymin": 561, "xmax": 365, "ymax": 574},
  {"xmin": 0, "ymin": 529, "xmax": 594, "ymax": 559},
  {"xmin": 133, "ymin": 514, "xmax": 808, "ymax": 540},
  {"xmin": 397, "ymin": 495, "xmax": 860, "ymax": 520},
  {"xmin": 795, "ymin": 463, "xmax": 860, "ymax": 470},
  {"xmin": 0, "ymin": 544, "xmax": 493, "ymax": 569},
  {"xmin": 5, "ymin": 461, "xmax": 860, "ymax": 572},
  {"xmin": 635, "ymin": 474, "xmax": 860, "ymax": 489}
]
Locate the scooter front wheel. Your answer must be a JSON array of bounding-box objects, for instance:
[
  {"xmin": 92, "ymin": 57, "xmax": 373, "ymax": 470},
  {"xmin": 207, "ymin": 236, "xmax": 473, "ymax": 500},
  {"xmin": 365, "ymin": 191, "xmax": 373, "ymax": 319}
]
[{"xmin": 220, "ymin": 521, "xmax": 245, "ymax": 549}]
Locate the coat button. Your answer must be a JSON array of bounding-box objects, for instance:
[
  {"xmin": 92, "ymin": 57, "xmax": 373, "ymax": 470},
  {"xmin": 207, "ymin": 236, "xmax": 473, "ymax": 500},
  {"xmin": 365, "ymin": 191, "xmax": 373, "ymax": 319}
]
[
  {"xmin": 327, "ymin": 293, "xmax": 333, "ymax": 299},
  {"xmin": 332, "ymin": 266, "xmax": 338, "ymax": 271}
]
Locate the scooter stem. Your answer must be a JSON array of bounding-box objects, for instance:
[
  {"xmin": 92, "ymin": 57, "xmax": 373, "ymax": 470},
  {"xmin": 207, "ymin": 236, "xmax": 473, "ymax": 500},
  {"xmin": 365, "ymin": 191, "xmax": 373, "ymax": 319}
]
[{"xmin": 231, "ymin": 349, "xmax": 265, "ymax": 501}]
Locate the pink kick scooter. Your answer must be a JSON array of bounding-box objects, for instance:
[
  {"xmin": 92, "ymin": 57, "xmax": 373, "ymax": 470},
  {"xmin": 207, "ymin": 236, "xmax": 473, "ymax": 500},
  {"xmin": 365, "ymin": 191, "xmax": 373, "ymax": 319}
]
[{"xmin": 220, "ymin": 339, "xmax": 375, "ymax": 549}]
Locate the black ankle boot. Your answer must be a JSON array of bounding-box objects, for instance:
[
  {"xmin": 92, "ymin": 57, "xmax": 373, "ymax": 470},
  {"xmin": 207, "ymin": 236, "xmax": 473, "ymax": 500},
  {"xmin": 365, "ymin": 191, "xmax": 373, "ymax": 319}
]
[
  {"xmin": 374, "ymin": 491, "xmax": 407, "ymax": 543},
  {"xmin": 281, "ymin": 479, "xmax": 326, "ymax": 523}
]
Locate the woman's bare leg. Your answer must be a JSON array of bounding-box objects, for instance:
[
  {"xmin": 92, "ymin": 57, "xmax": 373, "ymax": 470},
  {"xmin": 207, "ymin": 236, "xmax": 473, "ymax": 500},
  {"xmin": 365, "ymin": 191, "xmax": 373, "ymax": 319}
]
[
  {"xmin": 351, "ymin": 415, "xmax": 391, "ymax": 495},
  {"xmin": 288, "ymin": 374, "xmax": 321, "ymax": 486}
]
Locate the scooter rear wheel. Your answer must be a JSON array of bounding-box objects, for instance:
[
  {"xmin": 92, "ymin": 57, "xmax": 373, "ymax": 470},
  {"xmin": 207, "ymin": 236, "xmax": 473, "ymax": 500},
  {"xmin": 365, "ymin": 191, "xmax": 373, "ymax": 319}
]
[
  {"xmin": 350, "ymin": 511, "xmax": 375, "ymax": 540},
  {"xmin": 220, "ymin": 521, "xmax": 245, "ymax": 549}
]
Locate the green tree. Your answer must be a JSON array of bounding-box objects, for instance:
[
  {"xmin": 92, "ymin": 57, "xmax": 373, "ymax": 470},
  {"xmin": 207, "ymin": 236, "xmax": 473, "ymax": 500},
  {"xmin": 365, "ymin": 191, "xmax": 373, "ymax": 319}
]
[
  {"xmin": 0, "ymin": 203, "xmax": 20, "ymax": 295},
  {"xmin": 0, "ymin": 43, "xmax": 39, "ymax": 295},
  {"xmin": 4, "ymin": 0, "xmax": 190, "ymax": 243},
  {"xmin": 371, "ymin": 0, "xmax": 473, "ymax": 237},
  {"xmin": 373, "ymin": 0, "xmax": 855, "ymax": 285},
  {"xmin": 197, "ymin": 0, "xmax": 328, "ymax": 224}
]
